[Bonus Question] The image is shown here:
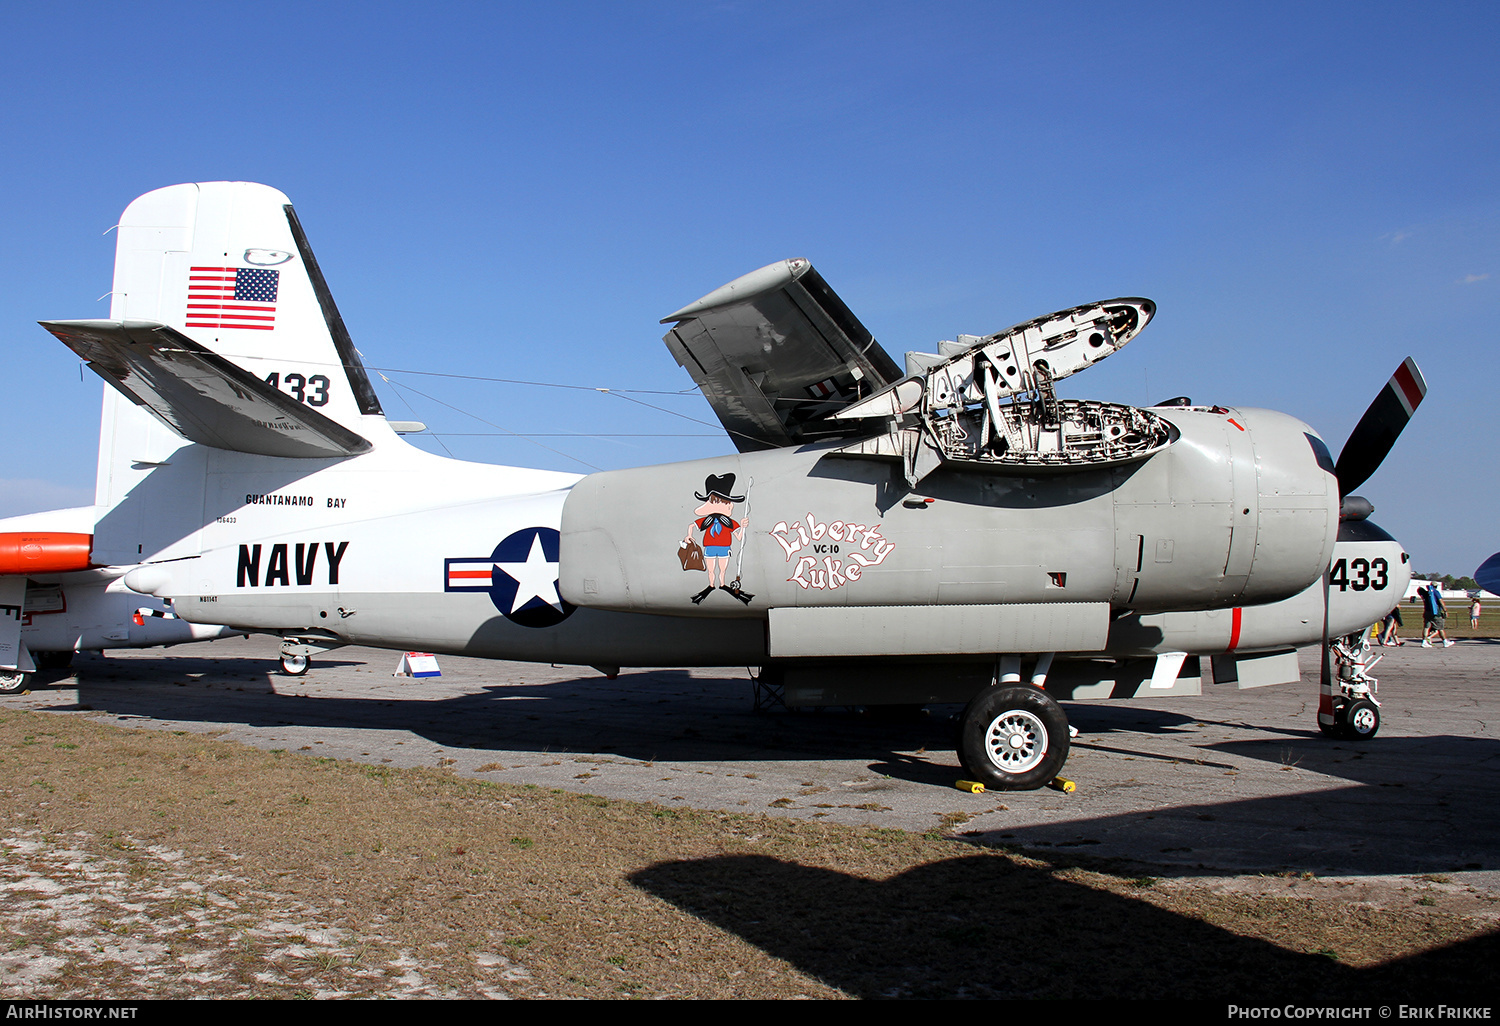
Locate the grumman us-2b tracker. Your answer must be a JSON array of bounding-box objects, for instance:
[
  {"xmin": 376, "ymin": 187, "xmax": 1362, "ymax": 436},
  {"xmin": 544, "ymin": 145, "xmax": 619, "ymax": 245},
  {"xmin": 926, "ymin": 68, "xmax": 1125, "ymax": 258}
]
[{"xmin": 0, "ymin": 182, "xmax": 1425, "ymax": 790}]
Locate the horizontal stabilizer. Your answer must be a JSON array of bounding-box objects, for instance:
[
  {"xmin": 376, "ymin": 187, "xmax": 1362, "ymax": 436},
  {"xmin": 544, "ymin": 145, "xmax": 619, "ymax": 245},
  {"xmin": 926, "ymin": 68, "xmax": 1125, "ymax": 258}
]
[
  {"xmin": 42, "ymin": 320, "xmax": 371, "ymax": 459},
  {"xmin": 661, "ymin": 260, "xmax": 904, "ymax": 452}
]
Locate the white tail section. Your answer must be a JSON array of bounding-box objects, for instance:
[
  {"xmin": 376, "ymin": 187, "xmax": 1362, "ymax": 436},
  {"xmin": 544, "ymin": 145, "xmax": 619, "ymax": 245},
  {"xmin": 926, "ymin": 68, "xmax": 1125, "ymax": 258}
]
[
  {"xmin": 108, "ymin": 182, "xmax": 384, "ymax": 426},
  {"xmin": 90, "ymin": 182, "xmax": 390, "ymax": 563}
]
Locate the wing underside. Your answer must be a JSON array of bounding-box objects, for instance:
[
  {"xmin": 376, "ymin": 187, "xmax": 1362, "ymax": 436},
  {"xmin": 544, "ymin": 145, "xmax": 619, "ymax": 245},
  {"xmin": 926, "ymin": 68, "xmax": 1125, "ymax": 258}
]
[
  {"xmin": 660, "ymin": 259, "xmax": 903, "ymax": 452},
  {"xmin": 42, "ymin": 319, "xmax": 371, "ymax": 459}
]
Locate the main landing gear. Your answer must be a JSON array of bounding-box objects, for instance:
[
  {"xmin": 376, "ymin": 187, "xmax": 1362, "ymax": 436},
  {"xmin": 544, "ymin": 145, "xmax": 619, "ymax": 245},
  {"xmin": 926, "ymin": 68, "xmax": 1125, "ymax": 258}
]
[
  {"xmin": 0, "ymin": 651, "xmax": 73, "ymax": 694},
  {"xmin": 278, "ymin": 635, "xmax": 346, "ymax": 677},
  {"xmin": 957, "ymin": 678, "xmax": 1070, "ymax": 791}
]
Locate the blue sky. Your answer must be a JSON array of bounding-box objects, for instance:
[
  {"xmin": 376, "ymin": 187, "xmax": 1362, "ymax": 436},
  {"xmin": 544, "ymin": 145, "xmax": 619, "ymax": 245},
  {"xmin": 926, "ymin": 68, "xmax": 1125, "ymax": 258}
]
[{"xmin": 1, "ymin": 1, "xmax": 1496, "ymax": 575}]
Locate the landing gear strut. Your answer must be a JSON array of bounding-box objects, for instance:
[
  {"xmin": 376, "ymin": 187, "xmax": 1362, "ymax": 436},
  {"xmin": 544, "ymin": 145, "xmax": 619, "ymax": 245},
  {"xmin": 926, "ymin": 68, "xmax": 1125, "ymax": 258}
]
[
  {"xmin": 1318, "ymin": 632, "xmax": 1382, "ymax": 741},
  {"xmin": 279, "ymin": 635, "xmax": 346, "ymax": 677}
]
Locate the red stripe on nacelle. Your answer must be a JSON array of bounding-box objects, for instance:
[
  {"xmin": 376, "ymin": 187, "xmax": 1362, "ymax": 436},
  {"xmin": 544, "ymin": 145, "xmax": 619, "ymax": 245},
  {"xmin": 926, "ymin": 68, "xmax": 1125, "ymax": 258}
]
[
  {"xmin": 1227, "ymin": 607, "xmax": 1242, "ymax": 652},
  {"xmin": 0, "ymin": 533, "xmax": 93, "ymax": 575}
]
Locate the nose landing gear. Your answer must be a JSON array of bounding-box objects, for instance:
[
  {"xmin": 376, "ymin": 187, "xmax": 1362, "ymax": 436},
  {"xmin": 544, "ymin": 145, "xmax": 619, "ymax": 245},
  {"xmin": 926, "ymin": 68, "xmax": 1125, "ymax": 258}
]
[{"xmin": 1318, "ymin": 632, "xmax": 1382, "ymax": 740}]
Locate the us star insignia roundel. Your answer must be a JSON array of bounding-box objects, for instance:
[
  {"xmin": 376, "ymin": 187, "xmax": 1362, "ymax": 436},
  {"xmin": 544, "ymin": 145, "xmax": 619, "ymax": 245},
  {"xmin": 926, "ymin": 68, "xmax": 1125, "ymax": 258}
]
[{"xmin": 443, "ymin": 527, "xmax": 575, "ymax": 628}]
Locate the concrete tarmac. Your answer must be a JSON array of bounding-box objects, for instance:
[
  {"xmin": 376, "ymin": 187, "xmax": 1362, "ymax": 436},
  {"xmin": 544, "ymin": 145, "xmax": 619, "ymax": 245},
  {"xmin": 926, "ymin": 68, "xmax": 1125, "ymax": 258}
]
[{"xmin": 7, "ymin": 636, "xmax": 1499, "ymax": 899}]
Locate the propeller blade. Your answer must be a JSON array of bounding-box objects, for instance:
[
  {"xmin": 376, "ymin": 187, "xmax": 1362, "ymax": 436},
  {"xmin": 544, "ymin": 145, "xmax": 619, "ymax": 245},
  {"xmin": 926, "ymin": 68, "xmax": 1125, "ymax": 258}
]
[{"xmin": 1333, "ymin": 358, "xmax": 1427, "ymax": 497}]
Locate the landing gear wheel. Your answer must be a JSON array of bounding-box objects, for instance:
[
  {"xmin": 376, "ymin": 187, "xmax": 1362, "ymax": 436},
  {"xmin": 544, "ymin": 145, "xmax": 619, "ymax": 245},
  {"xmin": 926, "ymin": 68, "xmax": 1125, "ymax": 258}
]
[
  {"xmin": 957, "ymin": 685, "xmax": 1069, "ymax": 791},
  {"xmin": 1318, "ymin": 702, "xmax": 1346, "ymax": 739},
  {"xmin": 1342, "ymin": 698, "xmax": 1380, "ymax": 741},
  {"xmin": 280, "ymin": 653, "xmax": 310, "ymax": 676},
  {"xmin": 1319, "ymin": 698, "xmax": 1380, "ymax": 740},
  {"xmin": 0, "ymin": 670, "xmax": 32, "ymax": 694}
]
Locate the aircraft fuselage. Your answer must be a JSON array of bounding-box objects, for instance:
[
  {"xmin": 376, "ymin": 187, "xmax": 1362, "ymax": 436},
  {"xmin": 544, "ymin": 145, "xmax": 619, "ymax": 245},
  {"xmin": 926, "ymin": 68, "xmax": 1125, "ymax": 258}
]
[{"xmin": 115, "ymin": 401, "xmax": 1345, "ymax": 671}]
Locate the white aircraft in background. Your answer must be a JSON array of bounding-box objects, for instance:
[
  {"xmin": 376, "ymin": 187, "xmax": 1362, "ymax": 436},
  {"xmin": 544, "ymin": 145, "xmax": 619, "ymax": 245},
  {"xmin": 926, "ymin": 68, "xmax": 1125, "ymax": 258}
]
[
  {"xmin": 0, "ymin": 182, "xmax": 1424, "ymax": 787},
  {"xmin": 0, "ymin": 509, "xmax": 240, "ymax": 693}
]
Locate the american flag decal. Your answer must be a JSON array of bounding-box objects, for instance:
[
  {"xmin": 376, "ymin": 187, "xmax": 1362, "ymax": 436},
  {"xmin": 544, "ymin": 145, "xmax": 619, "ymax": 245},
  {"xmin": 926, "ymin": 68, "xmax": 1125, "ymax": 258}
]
[{"xmin": 186, "ymin": 267, "xmax": 279, "ymax": 330}]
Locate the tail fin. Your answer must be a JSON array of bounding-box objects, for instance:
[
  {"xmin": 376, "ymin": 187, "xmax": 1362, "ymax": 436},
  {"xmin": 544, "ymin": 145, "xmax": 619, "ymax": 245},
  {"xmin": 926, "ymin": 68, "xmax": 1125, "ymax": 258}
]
[
  {"xmin": 109, "ymin": 182, "xmax": 384, "ymax": 425},
  {"xmin": 87, "ymin": 182, "xmax": 390, "ymax": 563}
]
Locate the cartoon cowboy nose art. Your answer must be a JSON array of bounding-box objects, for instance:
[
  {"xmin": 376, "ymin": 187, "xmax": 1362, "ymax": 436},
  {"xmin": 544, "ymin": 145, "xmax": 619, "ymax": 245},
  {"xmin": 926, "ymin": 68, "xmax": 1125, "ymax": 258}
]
[{"xmin": 679, "ymin": 473, "xmax": 754, "ymax": 605}]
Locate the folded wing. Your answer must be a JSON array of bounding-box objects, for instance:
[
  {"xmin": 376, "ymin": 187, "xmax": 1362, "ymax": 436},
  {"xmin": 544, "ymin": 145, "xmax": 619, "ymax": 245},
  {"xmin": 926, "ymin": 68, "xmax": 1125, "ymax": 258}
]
[{"xmin": 660, "ymin": 259, "xmax": 904, "ymax": 452}]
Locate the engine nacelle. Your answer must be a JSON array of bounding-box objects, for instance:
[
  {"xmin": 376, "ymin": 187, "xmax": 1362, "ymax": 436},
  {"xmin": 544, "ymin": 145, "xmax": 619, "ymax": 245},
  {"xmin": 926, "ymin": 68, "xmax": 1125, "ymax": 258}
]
[{"xmin": 559, "ymin": 405, "xmax": 1337, "ymax": 620}]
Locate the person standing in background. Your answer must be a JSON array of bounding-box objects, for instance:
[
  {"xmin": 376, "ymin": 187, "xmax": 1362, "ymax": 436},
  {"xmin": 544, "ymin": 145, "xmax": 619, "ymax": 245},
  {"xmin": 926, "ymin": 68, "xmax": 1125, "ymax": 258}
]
[
  {"xmin": 1422, "ymin": 584, "xmax": 1453, "ymax": 647},
  {"xmin": 1380, "ymin": 605, "xmax": 1403, "ymax": 646}
]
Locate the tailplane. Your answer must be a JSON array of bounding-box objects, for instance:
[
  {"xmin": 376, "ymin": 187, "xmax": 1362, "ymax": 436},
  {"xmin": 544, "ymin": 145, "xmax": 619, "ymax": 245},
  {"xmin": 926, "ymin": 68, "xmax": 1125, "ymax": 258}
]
[{"xmin": 45, "ymin": 320, "xmax": 372, "ymax": 459}]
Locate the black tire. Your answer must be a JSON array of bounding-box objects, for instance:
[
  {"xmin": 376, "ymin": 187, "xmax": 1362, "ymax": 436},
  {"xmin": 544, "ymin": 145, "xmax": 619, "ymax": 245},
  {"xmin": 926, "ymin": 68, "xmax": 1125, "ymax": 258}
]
[
  {"xmin": 0, "ymin": 670, "xmax": 31, "ymax": 694},
  {"xmin": 1343, "ymin": 698, "xmax": 1380, "ymax": 741},
  {"xmin": 280, "ymin": 653, "xmax": 310, "ymax": 676},
  {"xmin": 957, "ymin": 685, "xmax": 1069, "ymax": 790},
  {"xmin": 1318, "ymin": 700, "xmax": 1346, "ymax": 739}
]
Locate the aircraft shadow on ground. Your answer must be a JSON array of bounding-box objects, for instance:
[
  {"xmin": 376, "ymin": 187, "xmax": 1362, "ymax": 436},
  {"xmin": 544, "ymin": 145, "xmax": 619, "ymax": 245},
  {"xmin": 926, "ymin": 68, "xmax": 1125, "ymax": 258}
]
[
  {"xmin": 1063, "ymin": 702, "xmax": 1208, "ymax": 735},
  {"xmin": 970, "ymin": 769, "xmax": 1498, "ymax": 878},
  {"xmin": 56, "ymin": 652, "xmax": 1205, "ymax": 765},
  {"xmin": 50, "ymin": 657, "xmax": 369, "ymax": 691},
  {"xmin": 626, "ymin": 853, "xmax": 1500, "ymax": 1000},
  {"xmin": 54, "ymin": 654, "xmax": 963, "ymax": 766},
  {"xmin": 972, "ymin": 734, "xmax": 1500, "ymax": 877},
  {"xmin": 39, "ymin": 652, "xmax": 1500, "ymax": 877}
]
